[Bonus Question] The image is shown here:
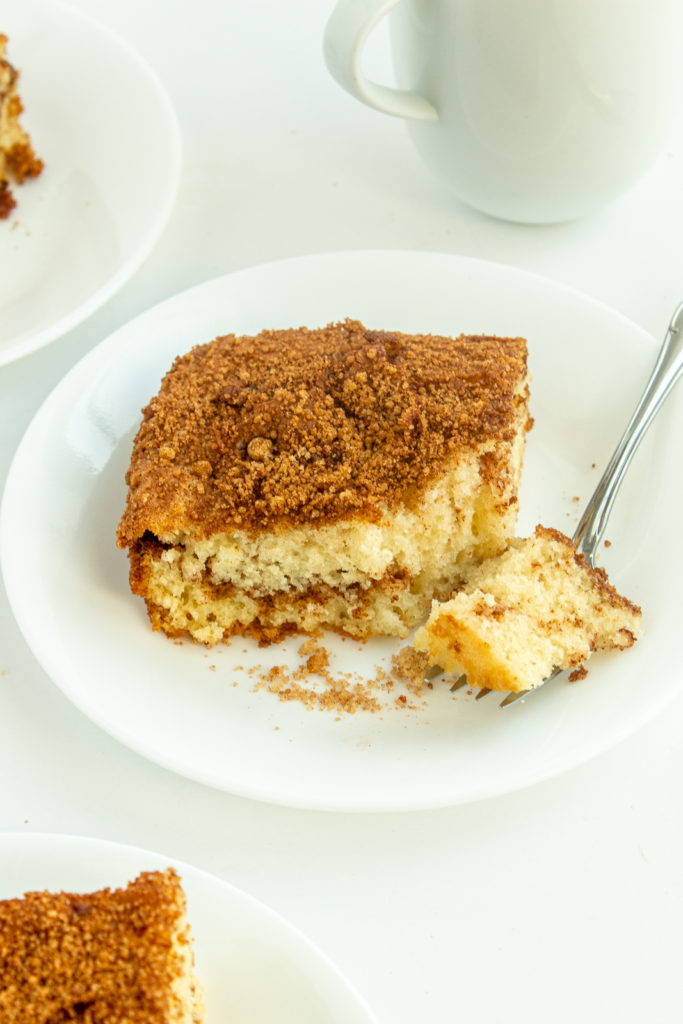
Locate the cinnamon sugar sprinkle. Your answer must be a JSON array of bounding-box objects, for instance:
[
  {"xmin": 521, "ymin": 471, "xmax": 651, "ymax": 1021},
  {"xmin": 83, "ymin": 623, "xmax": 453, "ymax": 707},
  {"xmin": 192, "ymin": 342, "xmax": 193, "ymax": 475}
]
[
  {"xmin": 188, "ymin": 625, "xmax": 448, "ymax": 715},
  {"xmin": 244, "ymin": 638, "xmax": 435, "ymax": 716}
]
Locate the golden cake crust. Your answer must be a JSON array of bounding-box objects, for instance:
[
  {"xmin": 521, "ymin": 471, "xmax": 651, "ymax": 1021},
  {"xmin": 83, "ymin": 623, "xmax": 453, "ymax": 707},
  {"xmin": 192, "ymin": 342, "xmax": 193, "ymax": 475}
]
[
  {"xmin": 117, "ymin": 320, "xmax": 530, "ymax": 545},
  {"xmin": 0, "ymin": 869, "xmax": 193, "ymax": 1023}
]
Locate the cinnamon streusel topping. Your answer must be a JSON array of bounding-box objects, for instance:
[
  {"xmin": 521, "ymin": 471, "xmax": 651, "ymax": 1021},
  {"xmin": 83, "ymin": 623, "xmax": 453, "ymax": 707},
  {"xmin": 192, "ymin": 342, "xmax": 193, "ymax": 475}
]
[
  {"xmin": 0, "ymin": 869, "xmax": 189, "ymax": 1023},
  {"xmin": 117, "ymin": 320, "xmax": 529, "ymax": 543}
]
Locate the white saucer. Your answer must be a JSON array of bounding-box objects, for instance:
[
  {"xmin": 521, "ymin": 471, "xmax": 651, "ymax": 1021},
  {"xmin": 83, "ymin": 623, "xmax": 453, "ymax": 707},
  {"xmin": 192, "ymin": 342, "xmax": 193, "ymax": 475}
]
[
  {"xmin": 2, "ymin": 250, "xmax": 681, "ymax": 810},
  {"xmin": 0, "ymin": 832, "xmax": 378, "ymax": 1024},
  {"xmin": 0, "ymin": 0, "xmax": 181, "ymax": 364}
]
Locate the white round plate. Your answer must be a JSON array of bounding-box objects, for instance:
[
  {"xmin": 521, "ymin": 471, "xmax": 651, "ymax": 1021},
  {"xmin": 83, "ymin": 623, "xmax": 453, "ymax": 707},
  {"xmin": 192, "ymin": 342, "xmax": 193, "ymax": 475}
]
[
  {"xmin": 0, "ymin": 832, "xmax": 377, "ymax": 1024},
  {"xmin": 0, "ymin": 0, "xmax": 180, "ymax": 365},
  {"xmin": 2, "ymin": 251, "xmax": 682, "ymax": 810}
]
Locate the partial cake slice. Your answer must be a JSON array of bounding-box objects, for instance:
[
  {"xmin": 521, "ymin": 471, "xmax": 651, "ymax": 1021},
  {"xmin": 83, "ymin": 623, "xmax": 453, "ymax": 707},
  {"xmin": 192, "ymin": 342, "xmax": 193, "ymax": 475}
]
[
  {"xmin": 414, "ymin": 525, "xmax": 642, "ymax": 693},
  {"xmin": 0, "ymin": 868, "xmax": 204, "ymax": 1023},
  {"xmin": 0, "ymin": 34, "xmax": 43, "ymax": 219},
  {"xmin": 117, "ymin": 319, "xmax": 532, "ymax": 643}
]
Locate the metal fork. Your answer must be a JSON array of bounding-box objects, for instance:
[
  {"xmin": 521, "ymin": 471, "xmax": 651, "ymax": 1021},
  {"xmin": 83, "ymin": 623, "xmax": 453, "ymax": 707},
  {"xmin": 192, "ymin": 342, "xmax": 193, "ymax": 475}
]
[{"xmin": 449, "ymin": 301, "xmax": 683, "ymax": 707}]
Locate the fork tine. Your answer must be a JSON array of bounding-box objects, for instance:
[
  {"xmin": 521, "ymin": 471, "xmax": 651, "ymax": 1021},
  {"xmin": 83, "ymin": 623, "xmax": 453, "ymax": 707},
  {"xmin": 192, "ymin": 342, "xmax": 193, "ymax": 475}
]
[
  {"xmin": 424, "ymin": 666, "xmax": 557, "ymax": 705},
  {"xmin": 424, "ymin": 664, "xmax": 445, "ymax": 681},
  {"xmin": 499, "ymin": 689, "xmax": 530, "ymax": 707},
  {"xmin": 499, "ymin": 668, "xmax": 563, "ymax": 708}
]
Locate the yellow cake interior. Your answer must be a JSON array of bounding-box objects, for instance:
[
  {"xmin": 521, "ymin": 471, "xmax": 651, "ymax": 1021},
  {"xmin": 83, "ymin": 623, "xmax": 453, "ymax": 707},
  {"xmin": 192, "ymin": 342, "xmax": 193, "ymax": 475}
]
[
  {"xmin": 413, "ymin": 525, "xmax": 642, "ymax": 693},
  {"xmin": 134, "ymin": 437, "xmax": 525, "ymax": 643}
]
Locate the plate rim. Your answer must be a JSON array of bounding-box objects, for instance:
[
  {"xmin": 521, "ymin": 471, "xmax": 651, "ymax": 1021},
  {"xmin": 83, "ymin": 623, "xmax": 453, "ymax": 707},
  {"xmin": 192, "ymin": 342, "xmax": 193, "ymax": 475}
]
[
  {"xmin": 2, "ymin": 248, "xmax": 681, "ymax": 812},
  {"xmin": 0, "ymin": 0, "xmax": 182, "ymax": 366}
]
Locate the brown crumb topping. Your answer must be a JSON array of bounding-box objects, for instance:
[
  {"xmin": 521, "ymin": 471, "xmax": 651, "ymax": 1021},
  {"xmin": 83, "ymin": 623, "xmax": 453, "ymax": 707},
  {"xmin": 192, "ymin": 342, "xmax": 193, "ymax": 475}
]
[
  {"xmin": 117, "ymin": 320, "xmax": 529, "ymax": 543},
  {"xmin": 0, "ymin": 35, "xmax": 44, "ymax": 220},
  {"xmin": 253, "ymin": 642, "xmax": 382, "ymax": 714},
  {"xmin": 391, "ymin": 646, "xmax": 431, "ymax": 695},
  {"xmin": 0, "ymin": 179, "xmax": 14, "ymax": 218},
  {"xmin": 0, "ymin": 869, "xmax": 191, "ymax": 1023},
  {"xmin": 249, "ymin": 638, "xmax": 437, "ymax": 715},
  {"xmin": 5, "ymin": 139, "xmax": 43, "ymax": 183}
]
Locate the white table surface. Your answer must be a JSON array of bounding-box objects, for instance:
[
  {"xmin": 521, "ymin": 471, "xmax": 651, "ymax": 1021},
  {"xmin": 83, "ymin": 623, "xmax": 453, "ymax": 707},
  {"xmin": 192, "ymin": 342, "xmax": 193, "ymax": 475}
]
[{"xmin": 2, "ymin": 2, "xmax": 683, "ymax": 1021}]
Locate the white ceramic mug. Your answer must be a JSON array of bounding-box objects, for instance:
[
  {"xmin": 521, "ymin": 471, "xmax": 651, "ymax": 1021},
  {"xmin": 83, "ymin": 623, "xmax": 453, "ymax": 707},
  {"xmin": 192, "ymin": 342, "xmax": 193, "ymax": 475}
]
[{"xmin": 324, "ymin": 0, "xmax": 683, "ymax": 223}]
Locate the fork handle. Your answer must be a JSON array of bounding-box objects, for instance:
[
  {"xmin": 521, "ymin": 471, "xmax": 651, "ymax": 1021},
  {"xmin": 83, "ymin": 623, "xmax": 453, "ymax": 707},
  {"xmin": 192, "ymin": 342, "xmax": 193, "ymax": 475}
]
[{"xmin": 573, "ymin": 301, "xmax": 683, "ymax": 561}]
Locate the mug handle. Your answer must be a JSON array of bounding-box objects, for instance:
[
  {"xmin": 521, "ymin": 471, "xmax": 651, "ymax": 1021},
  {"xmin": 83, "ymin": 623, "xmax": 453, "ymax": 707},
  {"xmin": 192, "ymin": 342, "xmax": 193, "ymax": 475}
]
[{"xmin": 323, "ymin": 0, "xmax": 438, "ymax": 121}]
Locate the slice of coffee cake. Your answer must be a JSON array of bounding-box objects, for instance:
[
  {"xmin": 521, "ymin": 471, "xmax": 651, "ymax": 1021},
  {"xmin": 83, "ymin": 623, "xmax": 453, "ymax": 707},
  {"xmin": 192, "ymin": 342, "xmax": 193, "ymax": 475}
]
[
  {"xmin": 414, "ymin": 525, "xmax": 642, "ymax": 693},
  {"xmin": 0, "ymin": 868, "xmax": 204, "ymax": 1023},
  {"xmin": 0, "ymin": 34, "xmax": 43, "ymax": 219},
  {"xmin": 117, "ymin": 319, "xmax": 532, "ymax": 643}
]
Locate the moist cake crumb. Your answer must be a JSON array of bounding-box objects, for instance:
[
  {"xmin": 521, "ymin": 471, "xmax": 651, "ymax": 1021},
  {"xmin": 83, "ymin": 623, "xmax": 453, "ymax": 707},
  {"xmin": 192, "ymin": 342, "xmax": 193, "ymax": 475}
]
[
  {"xmin": 414, "ymin": 525, "xmax": 642, "ymax": 694},
  {"xmin": 117, "ymin": 320, "xmax": 531, "ymax": 645}
]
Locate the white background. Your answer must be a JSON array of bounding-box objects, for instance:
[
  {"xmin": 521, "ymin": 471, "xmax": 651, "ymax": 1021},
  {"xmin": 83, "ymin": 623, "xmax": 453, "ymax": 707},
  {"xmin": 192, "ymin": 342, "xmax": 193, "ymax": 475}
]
[{"xmin": 1, "ymin": 2, "xmax": 682, "ymax": 1021}]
